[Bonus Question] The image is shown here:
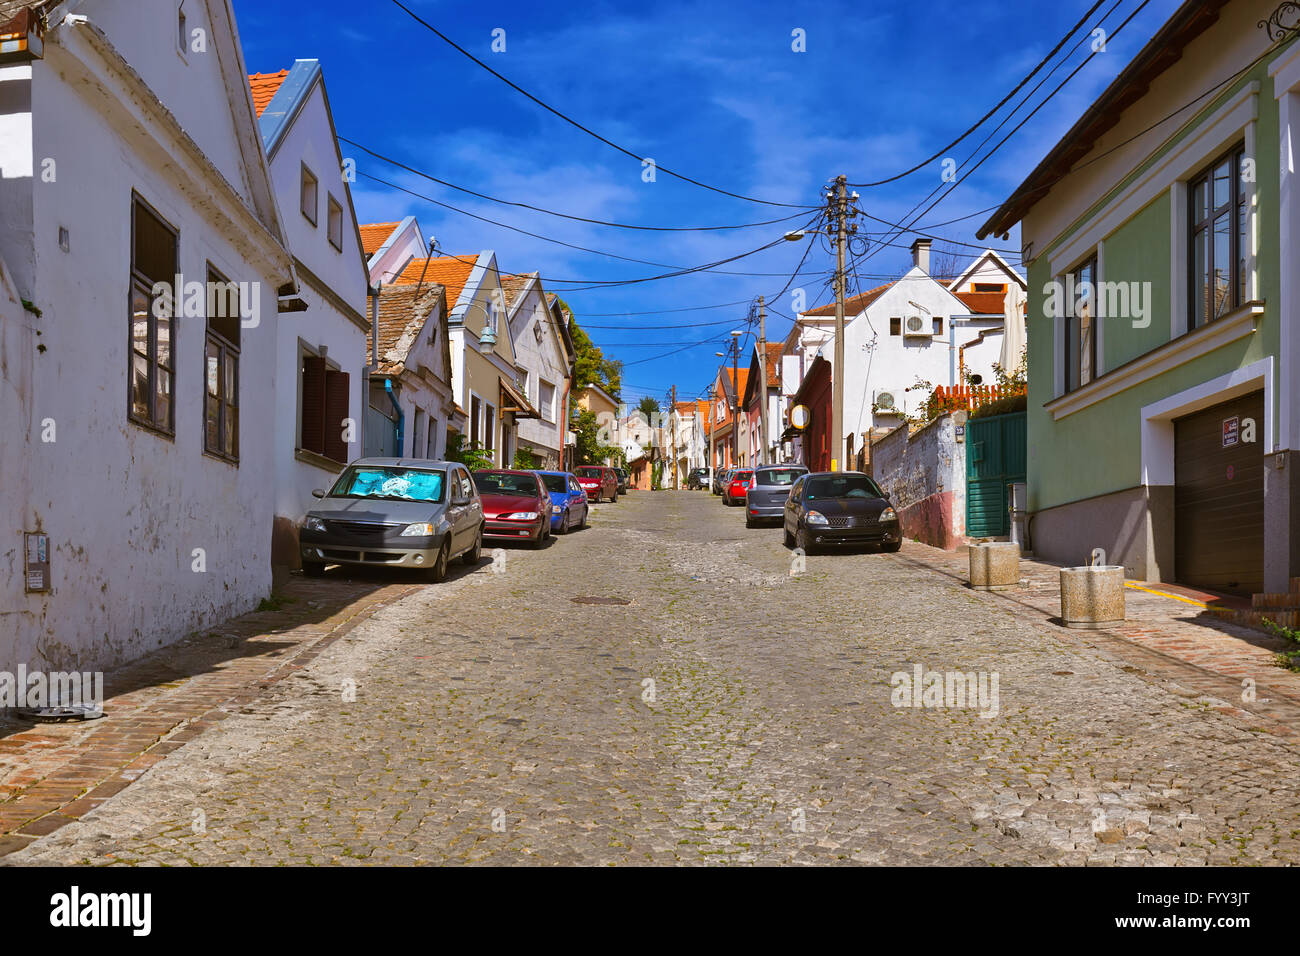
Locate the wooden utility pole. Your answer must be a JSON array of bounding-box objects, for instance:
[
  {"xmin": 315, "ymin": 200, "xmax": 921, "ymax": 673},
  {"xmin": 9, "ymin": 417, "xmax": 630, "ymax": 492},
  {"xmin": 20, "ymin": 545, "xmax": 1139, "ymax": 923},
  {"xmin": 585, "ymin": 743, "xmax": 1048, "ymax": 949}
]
[
  {"xmin": 670, "ymin": 383, "xmax": 678, "ymax": 489},
  {"xmin": 757, "ymin": 295, "xmax": 769, "ymax": 466},
  {"xmin": 731, "ymin": 333, "xmax": 740, "ymax": 469},
  {"xmin": 831, "ymin": 175, "xmax": 848, "ymax": 473}
]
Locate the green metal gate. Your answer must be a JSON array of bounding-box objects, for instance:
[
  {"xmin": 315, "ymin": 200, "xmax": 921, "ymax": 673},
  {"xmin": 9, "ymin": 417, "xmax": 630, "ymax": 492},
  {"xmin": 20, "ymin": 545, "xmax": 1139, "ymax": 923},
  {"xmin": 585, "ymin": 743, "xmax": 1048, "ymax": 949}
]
[{"xmin": 965, "ymin": 411, "xmax": 1026, "ymax": 538}]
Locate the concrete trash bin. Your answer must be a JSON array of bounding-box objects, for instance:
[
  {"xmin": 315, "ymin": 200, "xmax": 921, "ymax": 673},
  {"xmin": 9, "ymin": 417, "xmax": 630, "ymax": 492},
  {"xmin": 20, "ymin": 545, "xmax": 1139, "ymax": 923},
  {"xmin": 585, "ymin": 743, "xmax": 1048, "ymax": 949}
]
[
  {"xmin": 969, "ymin": 542, "xmax": 1020, "ymax": 591},
  {"xmin": 1059, "ymin": 565, "xmax": 1126, "ymax": 629}
]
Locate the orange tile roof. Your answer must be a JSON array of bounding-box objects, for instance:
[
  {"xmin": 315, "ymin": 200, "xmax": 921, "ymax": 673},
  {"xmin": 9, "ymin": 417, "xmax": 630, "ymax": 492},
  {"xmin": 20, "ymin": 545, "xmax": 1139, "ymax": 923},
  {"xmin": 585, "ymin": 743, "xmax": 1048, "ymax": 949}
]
[
  {"xmin": 803, "ymin": 283, "xmax": 893, "ymax": 318},
  {"xmin": 764, "ymin": 342, "xmax": 783, "ymax": 386},
  {"xmin": 248, "ymin": 70, "xmax": 289, "ymax": 118},
  {"xmin": 391, "ymin": 255, "xmax": 478, "ymax": 309},
  {"xmin": 359, "ymin": 222, "xmax": 400, "ymax": 256},
  {"xmin": 954, "ymin": 291, "xmax": 1011, "ymax": 315}
]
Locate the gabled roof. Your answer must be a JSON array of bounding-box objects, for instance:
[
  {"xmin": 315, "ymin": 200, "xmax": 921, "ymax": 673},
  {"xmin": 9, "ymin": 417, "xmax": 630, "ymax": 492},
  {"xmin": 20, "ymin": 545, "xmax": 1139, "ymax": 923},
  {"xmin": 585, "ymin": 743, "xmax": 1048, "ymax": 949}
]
[
  {"xmin": 248, "ymin": 69, "xmax": 289, "ymax": 118},
  {"xmin": 803, "ymin": 283, "xmax": 892, "ymax": 318},
  {"xmin": 368, "ymin": 283, "xmax": 446, "ymax": 375},
  {"xmin": 499, "ymin": 272, "xmax": 538, "ymax": 313},
  {"xmin": 978, "ymin": 0, "xmax": 1232, "ymax": 239},
  {"xmin": 359, "ymin": 221, "xmax": 400, "ymax": 256},
  {"xmin": 391, "ymin": 255, "xmax": 477, "ymax": 308},
  {"xmin": 947, "ymin": 249, "xmax": 1027, "ymax": 292}
]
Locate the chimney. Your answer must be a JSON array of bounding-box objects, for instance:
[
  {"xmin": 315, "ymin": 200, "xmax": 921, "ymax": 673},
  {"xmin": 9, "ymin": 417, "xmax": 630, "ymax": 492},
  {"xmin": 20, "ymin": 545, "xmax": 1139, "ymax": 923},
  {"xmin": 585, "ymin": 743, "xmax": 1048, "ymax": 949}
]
[{"xmin": 911, "ymin": 237, "xmax": 932, "ymax": 274}]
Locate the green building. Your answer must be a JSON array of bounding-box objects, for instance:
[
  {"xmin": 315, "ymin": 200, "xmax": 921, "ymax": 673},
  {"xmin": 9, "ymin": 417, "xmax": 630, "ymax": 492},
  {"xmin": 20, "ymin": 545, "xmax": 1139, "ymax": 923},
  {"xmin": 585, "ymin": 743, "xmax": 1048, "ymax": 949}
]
[{"xmin": 981, "ymin": 0, "xmax": 1300, "ymax": 597}]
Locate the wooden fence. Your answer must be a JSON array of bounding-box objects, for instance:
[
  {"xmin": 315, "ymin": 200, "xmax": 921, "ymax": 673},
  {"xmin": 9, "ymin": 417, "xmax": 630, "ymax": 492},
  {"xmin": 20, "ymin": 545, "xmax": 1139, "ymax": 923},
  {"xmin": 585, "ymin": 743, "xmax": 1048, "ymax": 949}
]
[{"xmin": 925, "ymin": 384, "xmax": 1026, "ymax": 419}]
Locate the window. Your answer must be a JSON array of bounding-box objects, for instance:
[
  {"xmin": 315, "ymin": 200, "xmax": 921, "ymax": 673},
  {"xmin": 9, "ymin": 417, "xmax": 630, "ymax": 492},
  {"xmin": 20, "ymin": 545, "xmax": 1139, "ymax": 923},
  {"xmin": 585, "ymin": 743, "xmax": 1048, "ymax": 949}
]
[
  {"xmin": 470, "ymin": 395, "xmax": 482, "ymax": 448},
  {"xmin": 300, "ymin": 349, "xmax": 351, "ymax": 464},
  {"xmin": 932, "ymin": 316, "xmax": 943, "ymax": 336},
  {"xmin": 484, "ymin": 403, "xmax": 496, "ymax": 452},
  {"xmin": 129, "ymin": 195, "xmax": 178, "ymax": 435},
  {"xmin": 427, "ymin": 417, "xmax": 438, "ymax": 460},
  {"xmin": 539, "ymin": 380, "xmax": 556, "ymax": 421},
  {"xmin": 300, "ymin": 164, "xmax": 318, "ymax": 225},
  {"xmin": 520, "ymin": 368, "xmax": 531, "ymax": 402},
  {"xmin": 1189, "ymin": 143, "xmax": 1247, "ymax": 328},
  {"xmin": 974, "ymin": 283, "xmax": 1005, "ymax": 293},
  {"xmin": 1064, "ymin": 255, "xmax": 1097, "ymax": 394},
  {"xmin": 177, "ymin": 2, "xmax": 187, "ymax": 54},
  {"xmin": 412, "ymin": 408, "xmax": 425, "ymax": 457},
  {"xmin": 889, "ymin": 317, "xmax": 901, "ymax": 336},
  {"xmin": 204, "ymin": 265, "xmax": 240, "ymax": 461},
  {"xmin": 327, "ymin": 194, "xmax": 342, "ymax": 251}
]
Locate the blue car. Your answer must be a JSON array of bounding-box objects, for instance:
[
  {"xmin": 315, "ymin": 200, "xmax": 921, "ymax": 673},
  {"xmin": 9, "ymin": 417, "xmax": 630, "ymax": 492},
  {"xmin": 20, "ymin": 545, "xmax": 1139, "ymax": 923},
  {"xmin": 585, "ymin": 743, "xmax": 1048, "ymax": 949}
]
[{"xmin": 537, "ymin": 471, "xmax": 590, "ymax": 534}]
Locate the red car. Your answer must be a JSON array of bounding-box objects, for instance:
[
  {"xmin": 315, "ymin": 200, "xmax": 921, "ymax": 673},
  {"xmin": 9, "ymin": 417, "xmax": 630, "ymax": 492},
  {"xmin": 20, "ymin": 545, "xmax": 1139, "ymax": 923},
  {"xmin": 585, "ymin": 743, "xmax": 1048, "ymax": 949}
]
[
  {"xmin": 724, "ymin": 470, "xmax": 754, "ymax": 506},
  {"xmin": 471, "ymin": 469, "xmax": 552, "ymax": 548},
  {"xmin": 575, "ymin": 465, "xmax": 619, "ymax": 503}
]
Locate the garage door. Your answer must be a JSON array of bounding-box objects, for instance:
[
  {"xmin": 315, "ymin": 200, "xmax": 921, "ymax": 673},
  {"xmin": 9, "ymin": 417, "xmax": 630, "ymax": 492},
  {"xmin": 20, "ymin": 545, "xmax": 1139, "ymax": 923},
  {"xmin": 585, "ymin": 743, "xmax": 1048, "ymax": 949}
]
[{"xmin": 1174, "ymin": 391, "xmax": 1264, "ymax": 596}]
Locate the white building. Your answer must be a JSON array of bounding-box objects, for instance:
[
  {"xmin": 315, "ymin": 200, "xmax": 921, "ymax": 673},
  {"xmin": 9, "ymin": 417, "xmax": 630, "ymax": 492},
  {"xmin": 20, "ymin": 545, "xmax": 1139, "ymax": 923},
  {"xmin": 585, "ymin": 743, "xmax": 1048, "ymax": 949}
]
[
  {"xmin": 668, "ymin": 400, "xmax": 707, "ymax": 487},
  {"xmin": 361, "ymin": 216, "xmax": 427, "ymax": 287},
  {"xmin": 502, "ymin": 272, "xmax": 574, "ymax": 469},
  {"xmin": 0, "ymin": 0, "xmax": 293, "ymax": 670},
  {"xmin": 787, "ymin": 239, "xmax": 1024, "ymax": 458},
  {"xmin": 249, "ymin": 60, "xmax": 371, "ymax": 569},
  {"xmin": 366, "ymin": 283, "xmax": 456, "ymax": 462}
]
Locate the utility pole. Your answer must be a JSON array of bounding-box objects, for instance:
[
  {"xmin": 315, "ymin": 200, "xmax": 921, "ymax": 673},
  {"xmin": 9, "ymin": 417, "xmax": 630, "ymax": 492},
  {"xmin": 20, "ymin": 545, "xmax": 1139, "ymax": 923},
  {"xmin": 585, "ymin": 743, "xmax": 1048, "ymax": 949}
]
[
  {"xmin": 670, "ymin": 383, "xmax": 678, "ymax": 489},
  {"xmin": 757, "ymin": 295, "xmax": 769, "ymax": 466},
  {"xmin": 731, "ymin": 334, "xmax": 739, "ymax": 469},
  {"xmin": 831, "ymin": 174, "xmax": 848, "ymax": 473}
]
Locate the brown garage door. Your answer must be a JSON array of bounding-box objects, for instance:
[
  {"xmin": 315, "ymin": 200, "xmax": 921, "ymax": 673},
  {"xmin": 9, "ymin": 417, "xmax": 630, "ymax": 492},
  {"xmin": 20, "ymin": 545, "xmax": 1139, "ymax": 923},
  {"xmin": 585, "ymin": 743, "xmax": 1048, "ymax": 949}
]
[{"xmin": 1174, "ymin": 391, "xmax": 1264, "ymax": 595}]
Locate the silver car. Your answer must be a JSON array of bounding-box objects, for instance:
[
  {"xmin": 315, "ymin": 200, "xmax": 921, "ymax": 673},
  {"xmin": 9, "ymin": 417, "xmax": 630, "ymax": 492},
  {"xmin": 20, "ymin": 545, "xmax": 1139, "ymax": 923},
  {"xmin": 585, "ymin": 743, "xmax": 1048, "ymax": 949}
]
[
  {"xmin": 299, "ymin": 458, "xmax": 484, "ymax": 582},
  {"xmin": 744, "ymin": 464, "xmax": 809, "ymax": 528}
]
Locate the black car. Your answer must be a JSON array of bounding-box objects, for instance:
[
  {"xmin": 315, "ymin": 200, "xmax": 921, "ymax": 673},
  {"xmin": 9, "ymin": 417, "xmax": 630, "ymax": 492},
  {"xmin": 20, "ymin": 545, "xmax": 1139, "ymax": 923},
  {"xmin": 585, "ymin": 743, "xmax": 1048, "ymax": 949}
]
[
  {"xmin": 783, "ymin": 471, "xmax": 901, "ymax": 554},
  {"xmin": 744, "ymin": 464, "xmax": 809, "ymax": 527},
  {"xmin": 613, "ymin": 468, "xmax": 630, "ymax": 494},
  {"xmin": 686, "ymin": 467, "xmax": 708, "ymax": 490}
]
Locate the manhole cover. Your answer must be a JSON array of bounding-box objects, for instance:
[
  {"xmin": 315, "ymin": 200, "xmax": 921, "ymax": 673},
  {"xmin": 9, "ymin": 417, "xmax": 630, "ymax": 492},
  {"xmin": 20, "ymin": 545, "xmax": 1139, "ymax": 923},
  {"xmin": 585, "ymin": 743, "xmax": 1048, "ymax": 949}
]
[
  {"xmin": 571, "ymin": 596, "xmax": 631, "ymax": 606},
  {"xmin": 17, "ymin": 705, "xmax": 104, "ymax": 722}
]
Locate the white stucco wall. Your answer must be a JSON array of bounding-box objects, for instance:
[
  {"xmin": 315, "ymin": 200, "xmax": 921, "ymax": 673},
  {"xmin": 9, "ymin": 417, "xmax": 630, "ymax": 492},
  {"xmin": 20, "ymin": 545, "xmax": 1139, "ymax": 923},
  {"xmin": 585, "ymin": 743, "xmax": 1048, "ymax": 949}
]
[{"xmin": 508, "ymin": 282, "xmax": 567, "ymax": 461}]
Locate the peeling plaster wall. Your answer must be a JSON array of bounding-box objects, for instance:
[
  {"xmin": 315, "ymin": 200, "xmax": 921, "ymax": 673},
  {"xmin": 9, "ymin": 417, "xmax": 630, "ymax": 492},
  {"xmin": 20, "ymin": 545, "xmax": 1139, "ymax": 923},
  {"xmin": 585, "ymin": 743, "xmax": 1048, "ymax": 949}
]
[{"xmin": 869, "ymin": 411, "xmax": 968, "ymax": 551}]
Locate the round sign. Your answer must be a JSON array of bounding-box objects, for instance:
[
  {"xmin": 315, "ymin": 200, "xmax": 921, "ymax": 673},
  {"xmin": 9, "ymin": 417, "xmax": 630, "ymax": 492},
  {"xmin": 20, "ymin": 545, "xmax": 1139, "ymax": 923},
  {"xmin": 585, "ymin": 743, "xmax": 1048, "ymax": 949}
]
[
  {"xmin": 790, "ymin": 404, "xmax": 811, "ymax": 430},
  {"xmin": 1226, "ymin": 464, "xmax": 1235, "ymax": 480}
]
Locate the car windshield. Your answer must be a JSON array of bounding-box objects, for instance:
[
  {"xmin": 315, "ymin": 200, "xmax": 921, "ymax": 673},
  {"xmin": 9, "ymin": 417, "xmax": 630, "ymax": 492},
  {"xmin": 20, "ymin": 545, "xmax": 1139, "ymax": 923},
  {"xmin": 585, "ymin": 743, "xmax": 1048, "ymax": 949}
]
[
  {"xmin": 756, "ymin": 468, "xmax": 805, "ymax": 486},
  {"xmin": 805, "ymin": 474, "xmax": 884, "ymax": 500},
  {"xmin": 473, "ymin": 472, "xmax": 541, "ymax": 496},
  {"xmin": 329, "ymin": 466, "xmax": 446, "ymax": 503},
  {"xmin": 733, "ymin": 472, "xmax": 753, "ymax": 481},
  {"xmin": 540, "ymin": 475, "xmax": 568, "ymax": 493},
  {"xmin": 576, "ymin": 468, "xmax": 603, "ymax": 478}
]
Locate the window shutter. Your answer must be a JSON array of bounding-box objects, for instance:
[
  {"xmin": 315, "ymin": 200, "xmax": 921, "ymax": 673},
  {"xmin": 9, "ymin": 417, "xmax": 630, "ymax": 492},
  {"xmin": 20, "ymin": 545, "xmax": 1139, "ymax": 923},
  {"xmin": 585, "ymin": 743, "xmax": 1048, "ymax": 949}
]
[
  {"xmin": 324, "ymin": 369, "xmax": 350, "ymax": 463},
  {"xmin": 301, "ymin": 355, "xmax": 327, "ymax": 454}
]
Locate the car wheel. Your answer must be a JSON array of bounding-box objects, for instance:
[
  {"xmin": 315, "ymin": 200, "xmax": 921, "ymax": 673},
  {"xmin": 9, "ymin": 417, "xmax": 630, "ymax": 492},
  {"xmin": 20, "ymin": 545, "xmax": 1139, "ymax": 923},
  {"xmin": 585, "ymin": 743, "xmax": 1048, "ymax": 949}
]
[
  {"xmin": 426, "ymin": 538, "xmax": 450, "ymax": 582},
  {"xmin": 882, "ymin": 540, "xmax": 902, "ymax": 553},
  {"xmin": 529, "ymin": 526, "xmax": 545, "ymax": 549},
  {"xmin": 745, "ymin": 515, "xmax": 756, "ymax": 529},
  {"xmin": 580, "ymin": 505, "xmax": 589, "ymax": 529},
  {"xmin": 796, "ymin": 526, "xmax": 817, "ymax": 555},
  {"xmin": 462, "ymin": 525, "xmax": 482, "ymax": 565},
  {"xmin": 611, "ymin": 490, "xmax": 618, "ymax": 503},
  {"xmin": 558, "ymin": 511, "xmax": 570, "ymax": 535},
  {"xmin": 301, "ymin": 560, "xmax": 326, "ymax": 578},
  {"xmin": 783, "ymin": 525, "xmax": 795, "ymax": 548}
]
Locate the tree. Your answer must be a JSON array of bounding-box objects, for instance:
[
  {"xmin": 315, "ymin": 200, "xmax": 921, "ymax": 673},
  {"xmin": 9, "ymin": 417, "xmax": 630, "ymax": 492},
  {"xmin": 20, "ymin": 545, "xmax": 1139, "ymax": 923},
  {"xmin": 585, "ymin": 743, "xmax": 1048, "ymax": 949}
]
[
  {"xmin": 637, "ymin": 396, "xmax": 660, "ymax": 419},
  {"xmin": 572, "ymin": 408, "xmax": 618, "ymax": 466},
  {"xmin": 558, "ymin": 296, "xmax": 622, "ymax": 400}
]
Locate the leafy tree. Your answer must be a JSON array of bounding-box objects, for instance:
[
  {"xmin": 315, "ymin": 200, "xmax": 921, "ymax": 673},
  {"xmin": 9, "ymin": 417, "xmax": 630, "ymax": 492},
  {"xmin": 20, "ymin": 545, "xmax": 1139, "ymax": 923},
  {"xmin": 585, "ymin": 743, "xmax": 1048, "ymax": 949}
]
[
  {"xmin": 572, "ymin": 408, "xmax": 618, "ymax": 466},
  {"xmin": 558, "ymin": 296, "xmax": 622, "ymax": 400},
  {"xmin": 637, "ymin": 396, "xmax": 660, "ymax": 419},
  {"xmin": 512, "ymin": 447, "xmax": 540, "ymax": 470},
  {"xmin": 445, "ymin": 432, "xmax": 493, "ymax": 470}
]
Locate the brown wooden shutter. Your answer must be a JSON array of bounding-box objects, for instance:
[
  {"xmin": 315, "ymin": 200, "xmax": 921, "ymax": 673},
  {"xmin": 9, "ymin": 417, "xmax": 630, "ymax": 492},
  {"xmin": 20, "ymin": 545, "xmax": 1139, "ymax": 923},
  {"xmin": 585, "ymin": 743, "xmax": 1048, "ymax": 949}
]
[
  {"xmin": 301, "ymin": 355, "xmax": 327, "ymax": 454},
  {"xmin": 324, "ymin": 369, "xmax": 351, "ymax": 463}
]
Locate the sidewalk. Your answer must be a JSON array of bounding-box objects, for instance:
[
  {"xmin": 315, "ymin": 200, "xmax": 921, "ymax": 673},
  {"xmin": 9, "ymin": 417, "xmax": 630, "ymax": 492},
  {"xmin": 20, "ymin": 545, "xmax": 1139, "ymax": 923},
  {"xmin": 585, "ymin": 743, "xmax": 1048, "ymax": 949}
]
[
  {"xmin": 895, "ymin": 542, "xmax": 1300, "ymax": 742},
  {"xmin": 0, "ymin": 574, "xmax": 420, "ymax": 857}
]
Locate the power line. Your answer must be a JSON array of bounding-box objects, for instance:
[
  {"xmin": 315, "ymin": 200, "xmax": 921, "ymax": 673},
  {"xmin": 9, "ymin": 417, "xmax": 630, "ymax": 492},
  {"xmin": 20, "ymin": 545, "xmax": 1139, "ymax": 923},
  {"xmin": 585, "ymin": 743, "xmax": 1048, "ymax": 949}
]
[
  {"xmin": 389, "ymin": 0, "xmax": 818, "ymax": 210},
  {"xmin": 848, "ymin": 0, "xmax": 1107, "ymax": 187},
  {"xmin": 341, "ymin": 135, "xmax": 811, "ymax": 233}
]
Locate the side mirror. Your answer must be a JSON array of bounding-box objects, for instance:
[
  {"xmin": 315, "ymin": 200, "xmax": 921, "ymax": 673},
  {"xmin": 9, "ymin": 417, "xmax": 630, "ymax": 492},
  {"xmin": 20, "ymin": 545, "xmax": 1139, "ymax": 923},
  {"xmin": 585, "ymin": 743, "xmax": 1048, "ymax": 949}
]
[{"xmin": 311, "ymin": 488, "xmax": 327, "ymax": 499}]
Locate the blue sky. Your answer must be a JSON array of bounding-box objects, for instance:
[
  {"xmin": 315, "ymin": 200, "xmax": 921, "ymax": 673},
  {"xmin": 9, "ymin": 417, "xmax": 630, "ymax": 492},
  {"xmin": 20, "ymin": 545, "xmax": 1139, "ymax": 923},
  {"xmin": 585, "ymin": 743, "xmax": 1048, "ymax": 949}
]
[{"xmin": 234, "ymin": 0, "xmax": 1183, "ymax": 407}]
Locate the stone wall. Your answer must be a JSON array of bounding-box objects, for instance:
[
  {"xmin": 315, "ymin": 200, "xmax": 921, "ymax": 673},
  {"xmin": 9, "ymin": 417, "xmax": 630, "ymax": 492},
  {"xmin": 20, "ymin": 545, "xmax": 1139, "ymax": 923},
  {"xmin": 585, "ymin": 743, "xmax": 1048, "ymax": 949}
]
[{"xmin": 869, "ymin": 411, "xmax": 968, "ymax": 551}]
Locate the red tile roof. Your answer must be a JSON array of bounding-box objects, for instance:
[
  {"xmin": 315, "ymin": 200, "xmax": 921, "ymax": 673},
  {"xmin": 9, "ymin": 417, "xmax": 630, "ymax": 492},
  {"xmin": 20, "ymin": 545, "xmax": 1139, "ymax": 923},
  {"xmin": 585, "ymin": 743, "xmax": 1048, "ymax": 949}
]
[
  {"xmin": 358, "ymin": 222, "xmax": 400, "ymax": 256},
  {"xmin": 368, "ymin": 284, "xmax": 445, "ymax": 374},
  {"xmin": 391, "ymin": 255, "xmax": 478, "ymax": 309},
  {"xmin": 764, "ymin": 342, "xmax": 783, "ymax": 386},
  {"xmin": 248, "ymin": 70, "xmax": 289, "ymax": 118},
  {"xmin": 803, "ymin": 283, "xmax": 893, "ymax": 318},
  {"xmin": 953, "ymin": 291, "xmax": 1011, "ymax": 315}
]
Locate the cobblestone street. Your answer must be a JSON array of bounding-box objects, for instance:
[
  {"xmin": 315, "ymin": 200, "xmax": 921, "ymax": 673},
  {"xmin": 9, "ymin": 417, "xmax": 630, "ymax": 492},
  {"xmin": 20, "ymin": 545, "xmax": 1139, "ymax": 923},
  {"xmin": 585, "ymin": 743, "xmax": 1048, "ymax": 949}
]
[{"xmin": 8, "ymin": 491, "xmax": 1300, "ymax": 866}]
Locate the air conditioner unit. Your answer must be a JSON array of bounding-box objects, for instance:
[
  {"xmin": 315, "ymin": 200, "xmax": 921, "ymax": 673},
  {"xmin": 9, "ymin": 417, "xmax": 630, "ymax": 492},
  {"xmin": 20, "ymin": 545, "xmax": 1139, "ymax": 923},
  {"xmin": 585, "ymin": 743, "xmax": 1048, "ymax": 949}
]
[
  {"xmin": 875, "ymin": 391, "xmax": 897, "ymax": 411},
  {"xmin": 903, "ymin": 315, "xmax": 931, "ymax": 337}
]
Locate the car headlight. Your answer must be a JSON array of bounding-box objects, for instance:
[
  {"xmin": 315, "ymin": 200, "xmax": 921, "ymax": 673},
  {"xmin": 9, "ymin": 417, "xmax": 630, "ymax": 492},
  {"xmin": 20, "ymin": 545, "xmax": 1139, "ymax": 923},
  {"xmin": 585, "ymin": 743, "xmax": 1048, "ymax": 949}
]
[
  {"xmin": 506, "ymin": 512, "xmax": 539, "ymax": 520},
  {"xmin": 399, "ymin": 522, "xmax": 436, "ymax": 537},
  {"xmin": 805, "ymin": 510, "xmax": 829, "ymax": 526},
  {"xmin": 879, "ymin": 507, "xmax": 898, "ymax": 522},
  {"xmin": 551, "ymin": 505, "xmax": 563, "ymax": 514},
  {"xmin": 304, "ymin": 516, "xmax": 327, "ymax": 533}
]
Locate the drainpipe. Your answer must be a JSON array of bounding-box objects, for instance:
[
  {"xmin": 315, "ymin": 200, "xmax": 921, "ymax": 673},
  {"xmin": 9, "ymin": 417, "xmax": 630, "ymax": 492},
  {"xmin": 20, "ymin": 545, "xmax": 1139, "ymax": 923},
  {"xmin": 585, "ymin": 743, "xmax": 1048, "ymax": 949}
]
[
  {"xmin": 363, "ymin": 283, "xmax": 380, "ymax": 459},
  {"xmin": 384, "ymin": 378, "xmax": 404, "ymax": 457},
  {"xmin": 958, "ymin": 328, "xmax": 997, "ymax": 382}
]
